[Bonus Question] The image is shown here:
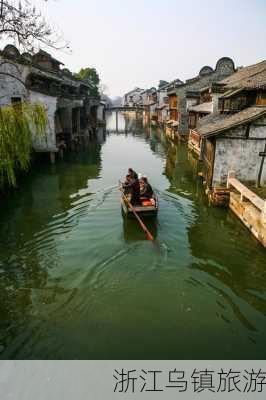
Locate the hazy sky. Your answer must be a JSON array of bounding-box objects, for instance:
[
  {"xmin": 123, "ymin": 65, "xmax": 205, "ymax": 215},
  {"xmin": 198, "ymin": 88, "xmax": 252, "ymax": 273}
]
[{"xmin": 35, "ymin": 0, "xmax": 266, "ymax": 97}]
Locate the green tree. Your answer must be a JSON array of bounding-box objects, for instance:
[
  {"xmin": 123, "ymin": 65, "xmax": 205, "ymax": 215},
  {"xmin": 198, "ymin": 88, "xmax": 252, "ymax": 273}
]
[{"xmin": 74, "ymin": 67, "xmax": 100, "ymax": 98}]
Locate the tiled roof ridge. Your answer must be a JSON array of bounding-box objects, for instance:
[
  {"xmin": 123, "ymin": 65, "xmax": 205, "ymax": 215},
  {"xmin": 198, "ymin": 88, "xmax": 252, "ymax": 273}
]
[
  {"xmin": 198, "ymin": 105, "xmax": 266, "ymax": 137},
  {"xmin": 222, "ymin": 60, "xmax": 266, "ymax": 85}
]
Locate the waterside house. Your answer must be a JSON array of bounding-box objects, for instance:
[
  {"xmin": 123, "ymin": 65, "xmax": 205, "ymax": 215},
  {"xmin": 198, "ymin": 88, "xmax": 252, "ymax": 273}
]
[
  {"xmin": 0, "ymin": 45, "xmax": 104, "ymax": 162},
  {"xmin": 190, "ymin": 60, "xmax": 266, "ymax": 190},
  {"xmin": 97, "ymin": 101, "xmax": 107, "ymax": 126},
  {"xmin": 122, "ymin": 87, "xmax": 143, "ymax": 107},
  {"xmin": 156, "ymin": 80, "xmax": 183, "ymax": 125},
  {"xmin": 142, "ymin": 87, "xmax": 157, "ymax": 123},
  {"xmin": 166, "ymin": 57, "xmax": 235, "ymax": 139},
  {"xmin": 156, "ymin": 80, "xmax": 170, "ymax": 124}
]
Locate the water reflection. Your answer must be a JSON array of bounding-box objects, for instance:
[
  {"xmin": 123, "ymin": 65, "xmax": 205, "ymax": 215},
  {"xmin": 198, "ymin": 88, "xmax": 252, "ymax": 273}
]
[
  {"xmin": 122, "ymin": 216, "xmax": 158, "ymax": 242},
  {"xmin": 0, "ymin": 112, "xmax": 265, "ymax": 359}
]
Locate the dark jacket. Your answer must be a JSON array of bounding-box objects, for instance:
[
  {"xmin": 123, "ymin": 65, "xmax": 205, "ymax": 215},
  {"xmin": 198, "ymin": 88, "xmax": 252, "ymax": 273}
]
[
  {"xmin": 129, "ymin": 170, "xmax": 138, "ymax": 180},
  {"xmin": 130, "ymin": 179, "xmax": 140, "ymax": 205},
  {"xmin": 141, "ymin": 183, "xmax": 153, "ymax": 198}
]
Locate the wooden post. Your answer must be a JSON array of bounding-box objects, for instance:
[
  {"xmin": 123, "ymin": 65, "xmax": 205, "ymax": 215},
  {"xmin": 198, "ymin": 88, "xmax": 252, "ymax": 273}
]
[
  {"xmin": 116, "ymin": 110, "xmax": 118, "ymax": 132},
  {"xmin": 77, "ymin": 107, "xmax": 81, "ymax": 136},
  {"xmin": 227, "ymin": 170, "xmax": 235, "ymax": 189},
  {"xmin": 50, "ymin": 151, "xmax": 56, "ymax": 164},
  {"xmin": 261, "ymin": 200, "xmax": 266, "ymax": 225},
  {"xmin": 199, "ymin": 138, "xmax": 205, "ymax": 161}
]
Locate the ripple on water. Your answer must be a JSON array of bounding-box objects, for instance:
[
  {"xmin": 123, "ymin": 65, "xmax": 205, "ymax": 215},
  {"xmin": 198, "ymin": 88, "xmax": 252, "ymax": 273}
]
[{"xmin": 0, "ymin": 127, "xmax": 266, "ymax": 360}]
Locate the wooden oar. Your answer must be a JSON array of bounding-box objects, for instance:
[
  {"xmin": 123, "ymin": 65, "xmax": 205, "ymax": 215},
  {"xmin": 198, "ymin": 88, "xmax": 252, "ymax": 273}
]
[{"xmin": 119, "ymin": 188, "xmax": 154, "ymax": 241}]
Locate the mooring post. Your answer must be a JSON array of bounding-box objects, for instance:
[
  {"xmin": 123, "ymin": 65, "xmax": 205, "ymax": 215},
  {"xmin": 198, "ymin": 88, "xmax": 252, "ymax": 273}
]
[
  {"xmin": 116, "ymin": 110, "xmax": 118, "ymax": 131},
  {"xmin": 50, "ymin": 151, "xmax": 56, "ymax": 164}
]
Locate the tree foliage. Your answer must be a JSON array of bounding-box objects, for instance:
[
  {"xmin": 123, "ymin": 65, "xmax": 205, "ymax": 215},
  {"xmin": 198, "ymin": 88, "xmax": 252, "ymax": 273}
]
[
  {"xmin": 0, "ymin": 0, "xmax": 67, "ymax": 52},
  {"xmin": 74, "ymin": 67, "xmax": 100, "ymax": 98},
  {"xmin": 0, "ymin": 102, "xmax": 47, "ymax": 188}
]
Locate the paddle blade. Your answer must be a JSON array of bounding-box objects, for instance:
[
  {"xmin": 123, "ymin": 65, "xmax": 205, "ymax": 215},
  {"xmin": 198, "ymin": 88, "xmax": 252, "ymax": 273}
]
[{"xmin": 145, "ymin": 230, "xmax": 154, "ymax": 241}]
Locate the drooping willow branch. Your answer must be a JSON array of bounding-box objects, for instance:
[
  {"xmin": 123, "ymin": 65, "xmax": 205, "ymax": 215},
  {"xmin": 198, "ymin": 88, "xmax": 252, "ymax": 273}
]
[{"xmin": 0, "ymin": 102, "xmax": 47, "ymax": 188}]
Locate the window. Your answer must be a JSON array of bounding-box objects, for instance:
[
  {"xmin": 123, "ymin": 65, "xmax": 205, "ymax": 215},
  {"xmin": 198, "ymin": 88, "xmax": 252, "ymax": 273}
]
[
  {"xmin": 256, "ymin": 92, "xmax": 266, "ymax": 105},
  {"xmin": 224, "ymin": 99, "xmax": 231, "ymax": 110},
  {"xmin": 11, "ymin": 97, "xmax": 22, "ymax": 112},
  {"xmin": 189, "ymin": 114, "xmax": 196, "ymax": 128}
]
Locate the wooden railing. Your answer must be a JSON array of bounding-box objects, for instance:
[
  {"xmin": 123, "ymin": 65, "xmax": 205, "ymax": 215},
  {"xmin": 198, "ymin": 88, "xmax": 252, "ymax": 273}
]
[{"xmin": 227, "ymin": 171, "xmax": 266, "ymax": 223}]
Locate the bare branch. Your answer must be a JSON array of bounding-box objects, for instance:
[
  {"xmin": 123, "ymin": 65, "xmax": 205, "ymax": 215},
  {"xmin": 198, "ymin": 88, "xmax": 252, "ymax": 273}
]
[{"xmin": 0, "ymin": 0, "xmax": 69, "ymax": 53}]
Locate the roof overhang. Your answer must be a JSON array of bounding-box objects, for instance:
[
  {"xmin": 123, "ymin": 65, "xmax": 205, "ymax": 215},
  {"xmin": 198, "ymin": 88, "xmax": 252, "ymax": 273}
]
[{"xmin": 200, "ymin": 107, "xmax": 266, "ymax": 138}]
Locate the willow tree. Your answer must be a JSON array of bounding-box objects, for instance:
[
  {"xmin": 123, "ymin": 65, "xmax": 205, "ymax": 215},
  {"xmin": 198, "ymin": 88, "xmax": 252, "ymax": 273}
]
[{"xmin": 0, "ymin": 102, "xmax": 47, "ymax": 188}]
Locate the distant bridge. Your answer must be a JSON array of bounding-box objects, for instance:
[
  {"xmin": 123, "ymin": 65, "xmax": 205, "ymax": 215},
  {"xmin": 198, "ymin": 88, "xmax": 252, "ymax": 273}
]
[
  {"xmin": 106, "ymin": 105, "xmax": 144, "ymax": 131},
  {"xmin": 107, "ymin": 105, "xmax": 144, "ymax": 112}
]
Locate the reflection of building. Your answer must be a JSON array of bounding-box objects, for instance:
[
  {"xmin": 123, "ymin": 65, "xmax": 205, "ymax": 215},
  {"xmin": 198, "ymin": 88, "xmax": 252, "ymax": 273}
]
[
  {"xmin": 165, "ymin": 142, "xmax": 177, "ymax": 179},
  {"xmin": 96, "ymin": 127, "xmax": 106, "ymax": 144},
  {"xmin": 187, "ymin": 196, "xmax": 266, "ymax": 323},
  {"xmin": 0, "ymin": 138, "xmax": 103, "ymax": 357},
  {"xmin": 163, "ymin": 138, "xmax": 203, "ymax": 201}
]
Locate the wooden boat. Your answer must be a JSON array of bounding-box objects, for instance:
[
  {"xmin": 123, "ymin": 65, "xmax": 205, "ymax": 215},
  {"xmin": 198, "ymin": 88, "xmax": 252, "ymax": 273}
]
[{"xmin": 121, "ymin": 192, "xmax": 158, "ymax": 218}]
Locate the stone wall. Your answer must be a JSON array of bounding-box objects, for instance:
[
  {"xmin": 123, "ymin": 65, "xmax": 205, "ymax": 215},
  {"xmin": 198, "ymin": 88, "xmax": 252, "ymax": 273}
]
[
  {"xmin": 212, "ymin": 116, "xmax": 266, "ymax": 186},
  {"xmin": 0, "ymin": 57, "xmax": 28, "ymax": 106}
]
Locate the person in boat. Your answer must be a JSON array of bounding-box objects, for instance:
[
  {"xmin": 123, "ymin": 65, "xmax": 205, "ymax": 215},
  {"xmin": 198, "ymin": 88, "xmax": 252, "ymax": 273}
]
[
  {"xmin": 128, "ymin": 168, "xmax": 138, "ymax": 181},
  {"xmin": 123, "ymin": 175, "xmax": 140, "ymax": 205},
  {"xmin": 140, "ymin": 177, "xmax": 153, "ymax": 199},
  {"xmin": 122, "ymin": 174, "xmax": 132, "ymax": 195},
  {"xmin": 139, "ymin": 179, "xmax": 145, "ymax": 195},
  {"xmin": 130, "ymin": 176, "xmax": 140, "ymax": 205}
]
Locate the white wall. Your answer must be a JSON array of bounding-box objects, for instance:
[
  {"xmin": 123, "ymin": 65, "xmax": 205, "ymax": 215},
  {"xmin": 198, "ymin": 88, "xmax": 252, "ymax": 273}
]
[
  {"xmin": 162, "ymin": 108, "xmax": 168, "ymax": 121},
  {"xmin": 29, "ymin": 91, "xmax": 57, "ymax": 151},
  {"xmin": 0, "ymin": 56, "xmax": 58, "ymax": 152},
  {"xmin": 186, "ymin": 98, "xmax": 198, "ymax": 110},
  {"xmin": 150, "ymin": 103, "xmax": 156, "ymax": 113},
  {"xmin": 0, "ymin": 57, "xmax": 28, "ymax": 106},
  {"xmin": 157, "ymin": 90, "xmax": 167, "ymax": 107},
  {"xmin": 97, "ymin": 104, "xmax": 104, "ymax": 120},
  {"xmin": 213, "ymin": 119, "xmax": 266, "ymax": 186}
]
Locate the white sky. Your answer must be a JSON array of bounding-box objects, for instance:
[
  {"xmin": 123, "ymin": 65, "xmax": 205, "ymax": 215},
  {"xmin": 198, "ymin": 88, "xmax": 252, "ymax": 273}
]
[{"xmin": 31, "ymin": 0, "xmax": 266, "ymax": 97}]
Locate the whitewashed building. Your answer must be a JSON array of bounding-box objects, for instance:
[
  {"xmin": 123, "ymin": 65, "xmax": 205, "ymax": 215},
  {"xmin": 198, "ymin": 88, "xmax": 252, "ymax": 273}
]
[
  {"xmin": 194, "ymin": 60, "xmax": 266, "ymax": 188},
  {"xmin": 122, "ymin": 87, "xmax": 143, "ymax": 106},
  {"xmin": 0, "ymin": 44, "xmax": 103, "ymax": 161}
]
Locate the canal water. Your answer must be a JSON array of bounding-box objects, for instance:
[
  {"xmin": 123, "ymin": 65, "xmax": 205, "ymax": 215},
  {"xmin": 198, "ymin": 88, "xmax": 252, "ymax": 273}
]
[{"xmin": 0, "ymin": 112, "xmax": 265, "ymax": 359}]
